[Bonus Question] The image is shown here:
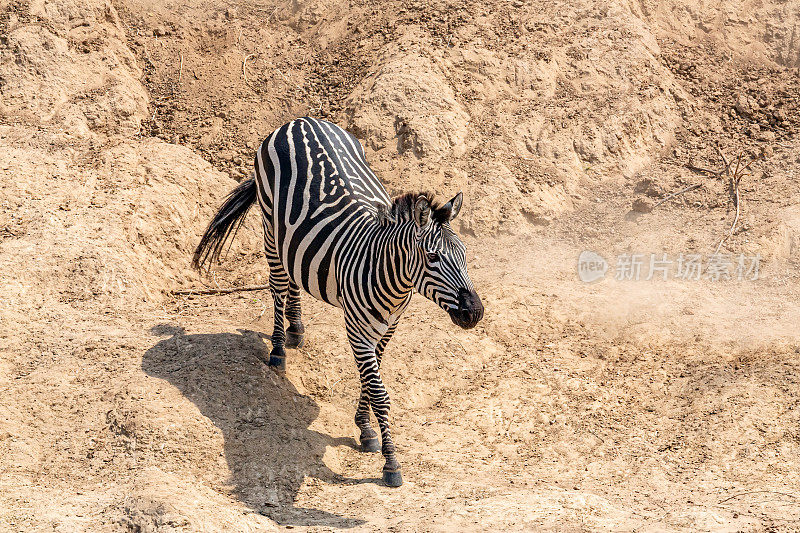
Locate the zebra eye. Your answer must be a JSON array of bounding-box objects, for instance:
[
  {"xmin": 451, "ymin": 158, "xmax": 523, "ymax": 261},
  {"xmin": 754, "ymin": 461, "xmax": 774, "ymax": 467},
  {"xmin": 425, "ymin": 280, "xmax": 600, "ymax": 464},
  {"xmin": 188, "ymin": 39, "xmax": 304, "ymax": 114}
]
[{"xmin": 426, "ymin": 252, "xmax": 440, "ymax": 263}]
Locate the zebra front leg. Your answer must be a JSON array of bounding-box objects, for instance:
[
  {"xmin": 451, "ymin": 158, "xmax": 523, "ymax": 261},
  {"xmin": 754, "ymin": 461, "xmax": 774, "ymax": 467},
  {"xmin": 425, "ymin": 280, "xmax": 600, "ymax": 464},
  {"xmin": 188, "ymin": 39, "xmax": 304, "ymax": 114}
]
[
  {"xmin": 285, "ymin": 282, "xmax": 304, "ymax": 349},
  {"xmin": 371, "ymin": 323, "xmax": 402, "ymax": 486},
  {"xmin": 355, "ymin": 381, "xmax": 380, "ymax": 453},
  {"xmin": 355, "ymin": 321, "xmax": 398, "ymax": 453},
  {"xmin": 352, "ymin": 347, "xmax": 402, "ymax": 486}
]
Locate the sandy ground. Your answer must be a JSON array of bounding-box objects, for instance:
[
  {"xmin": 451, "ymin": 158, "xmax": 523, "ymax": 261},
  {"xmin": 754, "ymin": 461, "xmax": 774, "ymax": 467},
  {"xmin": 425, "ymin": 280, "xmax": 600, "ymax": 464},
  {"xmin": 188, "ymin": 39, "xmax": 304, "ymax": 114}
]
[{"xmin": 2, "ymin": 0, "xmax": 800, "ymax": 530}]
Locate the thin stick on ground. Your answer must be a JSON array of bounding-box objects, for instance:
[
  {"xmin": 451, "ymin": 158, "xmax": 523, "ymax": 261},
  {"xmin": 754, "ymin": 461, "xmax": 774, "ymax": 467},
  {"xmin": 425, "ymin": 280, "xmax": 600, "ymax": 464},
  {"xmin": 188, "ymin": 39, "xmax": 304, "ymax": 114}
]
[
  {"xmin": 718, "ymin": 490, "xmax": 799, "ymax": 504},
  {"xmin": 685, "ymin": 164, "xmax": 720, "ymax": 176},
  {"xmin": 171, "ymin": 284, "xmax": 270, "ymax": 296},
  {"xmin": 653, "ymin": 184, "xmax": 703, "ymax": 208},
  {"xmin": 177, "ymin": 53, "xmax": 184, "ymax": 85}
]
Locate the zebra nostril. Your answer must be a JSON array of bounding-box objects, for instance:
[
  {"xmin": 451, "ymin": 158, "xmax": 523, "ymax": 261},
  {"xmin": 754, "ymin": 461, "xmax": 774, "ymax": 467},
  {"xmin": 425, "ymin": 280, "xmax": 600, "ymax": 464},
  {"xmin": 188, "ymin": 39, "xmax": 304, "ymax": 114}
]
[
  {"xmin": 456, "ymin": 288, "xmax": 472, "ymax": 308},
  {"xmin": 474, "ymin": 293, "xmax": 484, "ymax": 321}
]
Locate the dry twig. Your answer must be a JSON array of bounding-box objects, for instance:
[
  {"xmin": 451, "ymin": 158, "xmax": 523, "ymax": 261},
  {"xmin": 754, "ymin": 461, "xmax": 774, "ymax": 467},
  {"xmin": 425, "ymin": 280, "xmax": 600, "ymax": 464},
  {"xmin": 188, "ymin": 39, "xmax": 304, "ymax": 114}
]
[
  {"xmin": 715, "ymin": 143, "xmax": 733, "ymax": 176},
  {"xmin": 713, "ymin": 152, "xmax": 757, "ymax": 255},
  {"xmin": 653, "ymin": 184, "xmax": 703, "ymax": 208},
  {"xmin": 718, "ymin": 490, "xmax": 799, "ymax": 504},
  {"xmin": 177, "ymin": 53, "xmax": 184, "ymax": 85},
  {"xmin": 685, "ymin": 164, "xmax": 721, "ymax": 176},
  {"xmin": 689, "ymin": 146, "xmax": 759, "ymax": 254},
  {"xmin": 171, "ymin": 284, "xmax": 270, "ymax": 296}
]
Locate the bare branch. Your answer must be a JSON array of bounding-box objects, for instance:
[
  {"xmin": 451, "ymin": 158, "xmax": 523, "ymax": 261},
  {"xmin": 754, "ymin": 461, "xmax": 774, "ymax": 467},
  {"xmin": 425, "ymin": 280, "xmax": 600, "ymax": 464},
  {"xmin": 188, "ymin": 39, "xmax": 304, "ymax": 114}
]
[
  {"xmin": 714, "ymin": 143, "xmax": 732, "ymax": 177},
  {"xmin": 171, "ymin": 284, "xmax": 270, "ymax": 296},
  {"xmin": 653, "ymin": 184, "xmax": 703, "ymax": 208},
  {"xmin": 719, "ymin": 490, "xmax": 799, "ymax": 504},
  {"xmin": 685, "ymin": 164, "xmax": 720, "ymax": 176},
  {"xmin": 713, "ymin": 151, "xmax": 758, "ymax": 255}
]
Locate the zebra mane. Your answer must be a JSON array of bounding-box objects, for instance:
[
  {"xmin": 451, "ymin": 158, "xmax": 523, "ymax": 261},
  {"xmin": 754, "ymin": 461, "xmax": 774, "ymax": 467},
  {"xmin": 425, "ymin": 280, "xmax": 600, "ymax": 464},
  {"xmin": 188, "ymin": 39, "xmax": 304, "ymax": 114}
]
[{"xmin": 389, "ymin": 192, "xmax": 452, "ymax": 225}]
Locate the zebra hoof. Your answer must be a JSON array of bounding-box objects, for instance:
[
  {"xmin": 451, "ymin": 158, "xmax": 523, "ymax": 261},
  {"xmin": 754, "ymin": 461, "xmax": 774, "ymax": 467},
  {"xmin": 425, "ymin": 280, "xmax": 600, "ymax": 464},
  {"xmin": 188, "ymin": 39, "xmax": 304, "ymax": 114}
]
[
  {"xmin": 285, "ymin": 331, "xmax": 304, "ymax": 349},
  {"xmin": 382, "ymin": 468, "xmax": 403, "ymax": 487},
  {"xmin": 360, "ymin": 437, "xmax": 380, "ymax": 453},
  {"xmin": 268, "ymin": 347, "xmax": 286, "ymax": 371}
]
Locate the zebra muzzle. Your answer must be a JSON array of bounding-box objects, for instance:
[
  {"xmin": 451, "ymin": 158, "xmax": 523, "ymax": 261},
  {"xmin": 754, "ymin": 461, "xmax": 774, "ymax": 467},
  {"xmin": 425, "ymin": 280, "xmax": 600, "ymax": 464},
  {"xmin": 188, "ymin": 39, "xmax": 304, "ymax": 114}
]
[{"xmin": 448, "ymin": 288, "xmax": 484, "ymax": 329}]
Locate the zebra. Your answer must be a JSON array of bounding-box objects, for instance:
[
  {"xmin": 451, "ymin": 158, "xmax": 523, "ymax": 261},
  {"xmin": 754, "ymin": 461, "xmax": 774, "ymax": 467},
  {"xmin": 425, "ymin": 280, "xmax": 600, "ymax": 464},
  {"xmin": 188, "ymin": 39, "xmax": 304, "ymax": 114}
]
[{"xmin": 192, "ymin": 117, "xmax": 484, "ymax": 487}]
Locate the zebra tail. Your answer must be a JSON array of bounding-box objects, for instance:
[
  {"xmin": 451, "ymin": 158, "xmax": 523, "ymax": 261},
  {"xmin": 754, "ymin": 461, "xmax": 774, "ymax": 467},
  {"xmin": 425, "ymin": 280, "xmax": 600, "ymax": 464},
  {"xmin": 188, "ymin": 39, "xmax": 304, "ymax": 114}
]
[{"xmin": 192, "ymin": 176, "xmax": 257, "ymax": 270}]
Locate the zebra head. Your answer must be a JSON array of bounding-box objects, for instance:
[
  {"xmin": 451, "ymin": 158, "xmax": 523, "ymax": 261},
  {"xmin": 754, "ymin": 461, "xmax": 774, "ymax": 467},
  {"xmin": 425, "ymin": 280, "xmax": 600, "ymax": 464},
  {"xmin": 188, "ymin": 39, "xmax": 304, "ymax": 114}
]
[{"xmin": 407, "ymin": 192, "xmax": 484, "ymax": 330}]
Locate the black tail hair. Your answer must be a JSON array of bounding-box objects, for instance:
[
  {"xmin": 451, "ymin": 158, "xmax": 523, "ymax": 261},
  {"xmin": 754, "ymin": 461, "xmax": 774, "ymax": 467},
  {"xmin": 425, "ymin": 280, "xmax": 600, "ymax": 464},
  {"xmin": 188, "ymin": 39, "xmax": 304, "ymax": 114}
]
[{"xmin": 192, "ymin": 176, "xmax": 257, "ymax": 270}]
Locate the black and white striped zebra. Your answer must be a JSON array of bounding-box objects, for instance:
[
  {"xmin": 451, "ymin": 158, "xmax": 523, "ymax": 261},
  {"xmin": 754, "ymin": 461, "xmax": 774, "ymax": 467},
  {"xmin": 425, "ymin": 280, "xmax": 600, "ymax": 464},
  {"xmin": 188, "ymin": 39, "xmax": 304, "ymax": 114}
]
[{"xmin": 193, "ymin": 117, "xmax": 483, "ymax": 487}]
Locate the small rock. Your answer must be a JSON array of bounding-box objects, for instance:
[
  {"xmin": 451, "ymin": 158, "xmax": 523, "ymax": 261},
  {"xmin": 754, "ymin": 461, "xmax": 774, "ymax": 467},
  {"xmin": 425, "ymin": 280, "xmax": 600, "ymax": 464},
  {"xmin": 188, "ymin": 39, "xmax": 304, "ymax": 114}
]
[
  {"xmin": 758, "ymin": 130, "xmax": 775, "ymax": 142},
  {"xmin": 604, "ymin": 134, "xmax": 619, "ymax": 154},
  {"xmin": 153, "ymin": 26, "xmax": 168, "ymax": 37},
  {"xmin": 632, "ymin": 198, "xmax": 654, "ymax": 213},
  {"xmin": 573, "ymin": 137, "xmax": 600, "ymax": 163},
  {"xmin": 734, "ymin": 93, "xmax": 758, "ymax": 117}
]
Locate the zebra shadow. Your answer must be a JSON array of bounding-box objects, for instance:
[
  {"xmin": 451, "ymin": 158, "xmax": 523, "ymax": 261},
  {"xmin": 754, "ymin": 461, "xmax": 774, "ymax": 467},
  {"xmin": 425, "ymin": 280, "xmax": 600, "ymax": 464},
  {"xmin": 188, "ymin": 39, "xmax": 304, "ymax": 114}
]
[{"xmin": 142, "ymin": 324, "xmax": 367, "ymax": 528}]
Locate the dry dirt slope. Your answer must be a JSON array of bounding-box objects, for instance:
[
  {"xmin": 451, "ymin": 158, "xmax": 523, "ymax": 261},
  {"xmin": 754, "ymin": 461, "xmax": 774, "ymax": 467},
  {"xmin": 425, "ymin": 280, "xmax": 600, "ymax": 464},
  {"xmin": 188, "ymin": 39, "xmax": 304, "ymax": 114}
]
[{"xmin": 1, "ymin": 0, "xmax": 800, "ymax": 530}]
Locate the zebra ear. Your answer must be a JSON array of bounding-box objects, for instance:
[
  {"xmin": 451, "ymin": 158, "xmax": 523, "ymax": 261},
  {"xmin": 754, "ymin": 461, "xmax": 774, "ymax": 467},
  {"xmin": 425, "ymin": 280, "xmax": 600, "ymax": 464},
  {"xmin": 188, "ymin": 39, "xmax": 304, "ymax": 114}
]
[
  {"xmin": 446, "ymin": 192, "xmax": 463, "ymax": 221},
  {"xmin": 414, "ymin": 196, "xmax": 431, "ymax": 228}
]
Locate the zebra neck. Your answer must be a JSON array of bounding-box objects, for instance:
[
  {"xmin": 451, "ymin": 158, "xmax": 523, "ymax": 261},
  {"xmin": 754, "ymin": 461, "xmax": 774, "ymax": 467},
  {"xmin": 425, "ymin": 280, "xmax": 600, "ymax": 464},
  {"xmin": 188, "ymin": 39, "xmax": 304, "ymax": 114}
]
[{"xmin": 367, "ymin": 222, "xmax": 416, "ymax": 309}]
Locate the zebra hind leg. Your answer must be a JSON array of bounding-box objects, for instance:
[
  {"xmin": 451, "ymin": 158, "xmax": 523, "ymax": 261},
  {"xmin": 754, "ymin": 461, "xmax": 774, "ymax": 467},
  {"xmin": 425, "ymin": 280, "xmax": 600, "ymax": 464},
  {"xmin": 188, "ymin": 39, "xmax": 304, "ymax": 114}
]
[
  {"xmin": 284, "ymin": 282, "xmax": 304, "ymax": 349},
  {"xmin": 267, "ymin": 266, "xmax": 290, "ymax": 371},
  {"xmin": 261, "ymin": 218, "xmax": 291, "ymax": 371}
]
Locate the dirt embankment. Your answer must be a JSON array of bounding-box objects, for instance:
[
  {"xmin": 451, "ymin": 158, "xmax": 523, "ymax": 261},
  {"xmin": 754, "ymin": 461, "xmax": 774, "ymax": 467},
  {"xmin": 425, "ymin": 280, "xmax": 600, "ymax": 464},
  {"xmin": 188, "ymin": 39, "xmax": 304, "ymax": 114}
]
[{"xmin": 1, "ymin": 0, "xmax": 800, "ymax": 530}]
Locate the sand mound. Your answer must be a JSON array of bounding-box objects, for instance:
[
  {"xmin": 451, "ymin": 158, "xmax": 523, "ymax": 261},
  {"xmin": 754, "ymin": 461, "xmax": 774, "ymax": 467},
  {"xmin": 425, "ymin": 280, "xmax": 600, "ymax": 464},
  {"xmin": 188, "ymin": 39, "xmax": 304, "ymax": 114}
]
[
  {"xmin": 0, "ymin": 0, "xmax": 147, "ymax": 136},
  {"xmin": 0, "ymin": 131, "xmax": 239, "ymax": 317},
  {"xmin": 340, "ymin": 1, "xmax": 687, "ymax": 230},
  {"xmin": 635, "ymin": 0, "xmax": 800, "ymax": 68},
  {"xmin": 345, "ymin": 51, "xmax": 471, "ymax": 158},
  {"xmin": 0, "ymin": 0, "xmax": 255, "ymax": 319}
]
